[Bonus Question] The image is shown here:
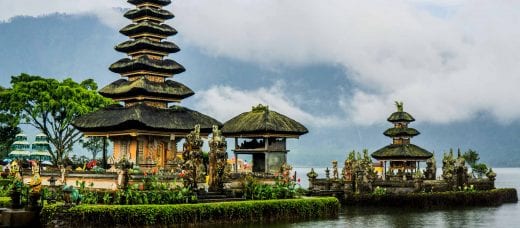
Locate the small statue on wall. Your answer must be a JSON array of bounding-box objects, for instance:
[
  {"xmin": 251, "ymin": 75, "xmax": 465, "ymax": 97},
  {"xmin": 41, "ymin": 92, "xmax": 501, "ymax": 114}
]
[
  {"xmin": 343, "ymin": 159, "xmax": 352, "ymax": 181},
  {"xmin": 332, "ymin": 160, "xmax": 339, "ymax": 180}
]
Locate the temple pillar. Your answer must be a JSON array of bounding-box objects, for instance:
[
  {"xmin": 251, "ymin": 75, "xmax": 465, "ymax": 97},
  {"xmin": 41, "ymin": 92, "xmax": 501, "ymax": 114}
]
[{"xmin": 102, "ymin": 137, "xmax": 107, "ymax": 169}]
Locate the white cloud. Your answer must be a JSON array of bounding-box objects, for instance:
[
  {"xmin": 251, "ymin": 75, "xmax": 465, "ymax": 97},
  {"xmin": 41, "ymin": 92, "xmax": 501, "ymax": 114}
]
[
  {"xmin": 173, "ymin": 0, "xmax": 520, "ymax": 125},
  {"xmin": 3, "ymin": 0, "xmax": 520, "ymax": 125},
  {"xmin": 0, "ymin": 0, "xmax": 127, "ymax": 28},
  {"xmin": 192, "ymin": 83, "xmax": 342, "ymax": 127}
]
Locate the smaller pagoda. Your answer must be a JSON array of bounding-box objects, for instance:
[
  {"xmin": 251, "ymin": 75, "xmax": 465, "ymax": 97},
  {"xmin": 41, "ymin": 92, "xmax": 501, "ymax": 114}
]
[
  {"xmin": 371, "ymin": 102, "xmax": 433, "ymax": 180},
  {"xmin": 30, "ymin": 133, "xmax": 52, "ymax": 162},
  {"xmin": 9, "ymin": 133, "xmax": 31, "ymax": 160},
  {"xmin": 222, "ymin": 104, "xmax": 308, "ymax": 174}
]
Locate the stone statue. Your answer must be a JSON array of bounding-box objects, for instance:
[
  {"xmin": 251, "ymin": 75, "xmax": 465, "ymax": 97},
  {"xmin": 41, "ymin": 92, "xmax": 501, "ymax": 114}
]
[
  {"xmin": 424, "ymin": 154, "xmax": 436, "ymax": 180},
  {"xmin": 208, "ymin": 125, "xmax": 228, "ymax": 192},
  {"xmin": 454, "ymin": 149, "xmax": 469, "ymax": 188},
  {"xmin": 343, "ymin": 159, "xmax": 352, "ymax": 181},
  {"xmin": 181, "ymin": 124, "xmax": 204, "ymax": 190},
  {"xmin": 279, "ymin": 163, "xmax": 293, "ymax": 184},
  {"xmin": 486, "ymin": 168, "xmax": 496, "ymax": 181},
  {"xmin": 29, "ymin": 161, "xmax": 42, "ymax": 194},
  {"xmin": 325, "ymin": 167, "xmax": 330, "ymax": 179},
  {"xmin": 395, "ymin": 101, "xmax": 404, "ymax": 112},
  {"xmin": 59, "ymin": 165, "xmax": 67, "ymax": 185},
  {"xmin": 306, "ymin": 168, "xmax": 318, "ymax": 190},
  {"xmin": 442, "ymin": 150, "xmax": 456, "ymax": 185},
  {"xmin": 332, "ymin": 160, "xmax": 339, "ymax": 180}
]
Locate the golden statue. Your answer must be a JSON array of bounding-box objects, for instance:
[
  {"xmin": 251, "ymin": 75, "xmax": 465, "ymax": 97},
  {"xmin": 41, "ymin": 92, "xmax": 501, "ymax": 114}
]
[
  {"xmin": 29, "ymin": 161, "xmax": 42, "ymax": 193},
  {"xmin": 10, "ymin": 160, "xmax": 22, "ymax": 181}
]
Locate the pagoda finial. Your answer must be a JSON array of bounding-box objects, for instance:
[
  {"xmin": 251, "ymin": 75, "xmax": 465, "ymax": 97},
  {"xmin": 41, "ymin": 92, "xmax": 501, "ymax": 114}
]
[
  {"xmin": 395, "ymin": 101, "xmax": 404, "ymax": 112},
  {"xmin": 252, "ymin": 104, "xmax": 268, "ymax": 112}
]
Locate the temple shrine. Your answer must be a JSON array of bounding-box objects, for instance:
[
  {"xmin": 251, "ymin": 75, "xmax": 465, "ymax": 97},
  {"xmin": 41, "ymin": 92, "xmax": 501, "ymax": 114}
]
[
  {"xmin": 30, "ymin": 133, "xmax": 52, "ymax": 162},
  {"xmin": 8, "ymin": 133, "xmax": 31, "ymax": 160},
  {"xmin": 371, "ymin": 102, "xmax": 433, "ymax": 180},
  {"xmin": 221, "ymin": 104, "xmax": 308, "ymax": 174},
  {"xmin": 73, "ymin": 0, "xmax": 221, "ymax": 169}
]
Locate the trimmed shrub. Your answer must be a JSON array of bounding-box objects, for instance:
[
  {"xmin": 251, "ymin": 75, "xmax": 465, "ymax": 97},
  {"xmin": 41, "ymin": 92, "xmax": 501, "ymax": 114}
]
[
  {"xmin": 343, "ymin": 188, "xmax": 518, "ymax": 208},
  {"xmin": 41, "ymin": 197, "xmax": 339, "ymax": 226},
  {"xmin": 0, "ymin": 196, "xmax": 10, "ymax": 207}
]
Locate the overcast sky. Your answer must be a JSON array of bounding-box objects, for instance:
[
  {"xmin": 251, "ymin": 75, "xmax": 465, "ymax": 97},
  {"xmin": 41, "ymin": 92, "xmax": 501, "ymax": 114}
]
[{"xmin": 1, "ymin": 0, "xmax": 520, "ymax": 166}]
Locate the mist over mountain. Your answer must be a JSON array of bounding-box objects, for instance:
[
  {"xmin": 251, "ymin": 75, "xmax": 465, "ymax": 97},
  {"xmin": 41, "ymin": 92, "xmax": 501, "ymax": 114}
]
[{"xmin": 1, "ymin": 13, "xmax": 519, "ymax": 168}]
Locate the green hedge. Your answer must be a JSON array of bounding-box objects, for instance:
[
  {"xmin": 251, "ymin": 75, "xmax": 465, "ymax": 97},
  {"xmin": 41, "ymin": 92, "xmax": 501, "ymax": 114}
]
[
  {"xmin": 0, "ymin": 197, "xmax": 10, "ymax": 207},
  {"xmin": 41, "ymin": 197, "xmax": 339, "ymax": 226},
  {"xmin": 343, "ymin": 188, "xmax": 518, "ymax": 208}
]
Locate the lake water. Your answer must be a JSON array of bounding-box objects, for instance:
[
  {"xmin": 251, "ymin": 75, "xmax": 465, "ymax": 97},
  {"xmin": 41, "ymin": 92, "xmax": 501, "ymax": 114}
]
[{"xmin": 207, "ymin": 167, "xmax": 520, "ymax": 228}]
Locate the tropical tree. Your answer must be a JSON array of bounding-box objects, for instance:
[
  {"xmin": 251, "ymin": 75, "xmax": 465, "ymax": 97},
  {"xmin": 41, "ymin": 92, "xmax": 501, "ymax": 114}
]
[
  {"xmin": 0, "ymin": 74, "xmax": 112, "ymax": 165},
  {"xmin": 80, "ymin": 137, "xmax": 105, "ymax": 160},
  {"xmin": 462, "ymin": 149, "xmax": 489, "ymax": 178},
  {"xmin": 0, "ymin": 86, "xmax": 21, "ymax": 158},
  {"xmin": 462, "ymin": 149, "xmax": 480, "ymax": 167}
]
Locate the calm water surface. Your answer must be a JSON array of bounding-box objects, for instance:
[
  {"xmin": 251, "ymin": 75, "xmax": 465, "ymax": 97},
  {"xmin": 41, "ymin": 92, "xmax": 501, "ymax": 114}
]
[{"xmin": 204, "ymin": 167, "xmax": 520, "ymax": 228}]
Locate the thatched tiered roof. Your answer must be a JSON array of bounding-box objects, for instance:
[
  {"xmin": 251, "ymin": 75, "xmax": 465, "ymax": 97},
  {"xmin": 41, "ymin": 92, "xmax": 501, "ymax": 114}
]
[
  {"xmin": 372, "ymin": 144, "xmax": 432, "ymax": 160},
  {"xmin": 73, "ymin": 104, "xmax": 221, "ymax": 134},
  {"xmin": 383, "ymin": 127, "xmax": 420, "ymax": 137},
  {"xmin": 222, "ymin": 104, "xmax": 308, "ymax": 138},
  {"xmin": 120, "ymin": 22, "xmax": 177, "ymax": 37},
  {"xmin": 73, "ymin": 0, "xmax": 219, "ymax": 135},
  {"xmin": 109, "ymin": 56, "xmax": 185, "ymax": 75},
  {"xmin": 128, "ymin": 0, "xmax": 171, "ymax": 6},
  {"xmin": 124, "ymin": 7, "xmax": 174, "ymax": 21},
  {"xmin": 371, "ymin": 102, "xmax": 432, "ymax": 160},
  {"xmin": 115, "ymin": 38, "xmax": 180, "ymax": 54},
  {"xmin": 99, "ymin": 78, "xmax": 194, "ymax": 100}
]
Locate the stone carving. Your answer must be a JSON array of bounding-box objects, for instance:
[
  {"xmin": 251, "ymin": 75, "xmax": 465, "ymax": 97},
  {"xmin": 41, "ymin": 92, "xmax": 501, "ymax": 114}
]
[
  {"xmin": 306, "ymin": 168, "xmax": 318, "ymax": 190},
  {"xmin": 342, "ymin": 159, "xmax": 353, "ymax": 181},
  {"xmin": 486, "ymin": 168, "xmax": 496, "ymax": 181},
  {"xmin": 279, "ymin": 163, "xmax": 293, "ymax": 184},
  {"xmin": 208, "ymin": 125, "xmax": 228, "ymax": 192},
  {"xmin": 182, "ymin": 124, "xmax": 204, "ymax": 190},
  {"xmin": 325, "ymin": 167, "xmax": 330, "ymax": 179},
  {"xmin": 454, "ymin": 149, "xmax": 469, "ymax": 188},
  {"xmin": 424, "ymin": 154, "xmax": 437, "ymax": 180},
  {"xmin": 442, "ymin": 150, "xmax": 456, "ymax": 184},
  {"xmin": 332, "ymin": 160, "xmax": 339, "ymax": 180}
]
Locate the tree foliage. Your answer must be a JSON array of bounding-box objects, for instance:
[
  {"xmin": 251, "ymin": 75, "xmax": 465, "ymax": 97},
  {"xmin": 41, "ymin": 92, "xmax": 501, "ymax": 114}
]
[
  {"xmin": 462, "ymin": 149, "xmax": 490, "ymax": 178},
  {"xmin": 80, "ymin": 137, "xmax": 105, "ymax": 160},
  {"xmin": 462, "ymin": 149, "xmax": 480, "ymax": 167},
  {"xmin": 0, "ymin": 86, "xmax": 21, "ymax": 158},
  {"xmin": 0, "ymin": 74, "xmax": 112, "ymax": 165}
]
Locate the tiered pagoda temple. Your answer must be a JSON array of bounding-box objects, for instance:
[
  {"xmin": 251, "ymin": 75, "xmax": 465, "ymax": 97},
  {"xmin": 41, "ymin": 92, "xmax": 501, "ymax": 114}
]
[
  {"xmin": 30, "ymin": 133, "xmax": 52, "ymax": 162},
  {"xmin": 371, "ymin": 102, "xmax": 433, "ymax": 180},
  {"xmin": 222, "ymin": 105, "xmax": 308, "ymax": 174},
  {"xmin": 73, "ymin": 0, "xmax": 220, "ymax": 169},
  {"xmin": 9, "ymin": 133, "xmax": 31, "ymax": 160}
]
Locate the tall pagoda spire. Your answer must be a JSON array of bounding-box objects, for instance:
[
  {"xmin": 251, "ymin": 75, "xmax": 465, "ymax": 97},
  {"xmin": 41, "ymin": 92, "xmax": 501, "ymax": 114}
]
[
  {"xmin": 371, "ymin": 102, "xmax": 432, "ymax": 160},
  {"xmin": 101, "ymin": 0, "xmax": 193, "ymax": 108},
  {"xmin": 73, "ymin": 0, "xmax": 221, "ymax": 168},
  {"xmin": 384, "ymin": 101, "xmax": 419, "ymax": 145}
]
